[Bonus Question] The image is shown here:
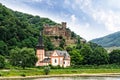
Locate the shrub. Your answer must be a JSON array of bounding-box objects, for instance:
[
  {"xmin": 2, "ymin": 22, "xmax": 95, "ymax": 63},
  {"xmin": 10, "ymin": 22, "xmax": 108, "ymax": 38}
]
[
  {"xmin": 0, "ymin": 73, "xmax": 2, "ymax": 76},
  {"xmin": 0, "ymin": 55, "xmax": 5, "ymax": 69},
  {"xmin": 50, "ymin": 65, "xmax": 63, "ymax": 69},
  {"xmin": 20, "ymin": 73, "xmax": 26, "ymax": 77},
  {"xmin": 44, "ymin": 66, "xmax": 50, "ymax": 75}
]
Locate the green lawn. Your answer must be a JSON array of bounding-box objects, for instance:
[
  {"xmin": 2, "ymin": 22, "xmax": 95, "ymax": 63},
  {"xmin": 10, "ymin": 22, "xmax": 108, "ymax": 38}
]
[{"xmin": 1, "ymin": 68, "xmax": 120, "ymax": 77}]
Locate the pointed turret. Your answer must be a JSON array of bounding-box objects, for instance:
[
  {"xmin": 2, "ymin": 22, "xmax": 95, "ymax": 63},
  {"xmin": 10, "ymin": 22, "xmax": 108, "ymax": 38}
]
[
  {"xmin": 36, "ymin": 31, "xmax": 44, "ymax": 49},
  {"xmin": 36, "ymin": 31, "xmax": 45, "ymax": 66}
]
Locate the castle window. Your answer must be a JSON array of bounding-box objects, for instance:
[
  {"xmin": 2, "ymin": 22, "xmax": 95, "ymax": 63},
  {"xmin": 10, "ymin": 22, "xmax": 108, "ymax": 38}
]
[{"xmin": 55, "ymin": 59, "xmax": 57, "ymax": 63}]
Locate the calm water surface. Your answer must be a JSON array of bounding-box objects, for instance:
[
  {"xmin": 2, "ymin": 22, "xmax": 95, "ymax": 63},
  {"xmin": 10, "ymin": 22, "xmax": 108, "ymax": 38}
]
[{"xmin": 31, "ymin": 77, "xmax": 120, "ymax": 80}]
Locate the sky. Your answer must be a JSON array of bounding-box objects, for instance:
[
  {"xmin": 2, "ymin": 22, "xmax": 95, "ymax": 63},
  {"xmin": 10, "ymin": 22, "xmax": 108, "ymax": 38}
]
[{"xmin": 0, "ymin": 0, "xmax": 120, "ymax": 41}]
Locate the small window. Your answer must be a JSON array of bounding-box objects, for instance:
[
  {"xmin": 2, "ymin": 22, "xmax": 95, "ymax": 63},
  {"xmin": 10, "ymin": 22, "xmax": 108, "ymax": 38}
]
[{"xmin": 55, "ymin": 59, "xmax": 57, "ymax": 63}]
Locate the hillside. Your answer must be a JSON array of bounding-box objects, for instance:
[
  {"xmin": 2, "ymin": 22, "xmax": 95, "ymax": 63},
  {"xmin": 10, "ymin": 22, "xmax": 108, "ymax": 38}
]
[
  {"xmin": 0, "ymin": 3, "xmax": 111, "ymax": 67},
  {"xmin": 90, "ymin": 31, "xmax": 120, "ymax": 47},
  {"xmin": 0, "ymin": 3, "xmax": 82, "ymax": 55}
]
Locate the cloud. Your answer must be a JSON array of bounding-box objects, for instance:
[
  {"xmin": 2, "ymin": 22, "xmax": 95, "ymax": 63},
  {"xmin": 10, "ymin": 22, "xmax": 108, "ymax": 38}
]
[
  {"xmin": 72, "ymin": 0, "xmax": 120, "ymax": 32},
  {"xmin": 31, "ymin": 0, "xmax": 43, "ymax": 2},
  {"xmin": 64, "ymin": 0, "xmax": 70, "ymax": 5},
  {"xmin": 92, "ymin": 8, "xmax": 120, "ymax": 32},
  {"xmin": 70, "ymin": 15, "xmax": 76, "ymax": 23}
]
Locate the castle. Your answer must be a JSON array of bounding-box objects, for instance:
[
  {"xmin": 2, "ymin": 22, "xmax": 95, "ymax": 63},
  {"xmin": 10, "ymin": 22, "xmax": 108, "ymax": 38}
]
[
  {"xmin": 35, "ymin": 32, "xmax": 70, "ymax": 67},
  {"xmin": 43, "ymin": 22, "xmax": 77, "ymax": 46},
  {"xmin": 43, "ymin": 22, "xmax": 71, "ymax": 39}
]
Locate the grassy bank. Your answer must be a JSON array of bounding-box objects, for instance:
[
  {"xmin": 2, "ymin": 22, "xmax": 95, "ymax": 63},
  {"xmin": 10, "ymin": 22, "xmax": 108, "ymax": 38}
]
[{"xmin": 1, "ymin": 68, "xmax": 120, "ymax": 77}]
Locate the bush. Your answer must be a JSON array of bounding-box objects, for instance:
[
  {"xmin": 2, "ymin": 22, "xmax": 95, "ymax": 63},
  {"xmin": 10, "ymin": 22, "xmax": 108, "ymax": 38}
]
[
  {"xmin": 0, "ymin": 73, "xmax": 3, "ymax": 76},
  {"xmin": 20, "ymin": 73, "xmax": 26, "ymax": 77},
  {"xmin": 49, "ymin": 65, "xmax": 63, "ymax": 69},
  {"xmin": 44, "ymin": 66, "xmax": 50, "ymax": 75},
  {"xmin": 0, "ymin": 55, "xmax": 5, "ymax": 69}
]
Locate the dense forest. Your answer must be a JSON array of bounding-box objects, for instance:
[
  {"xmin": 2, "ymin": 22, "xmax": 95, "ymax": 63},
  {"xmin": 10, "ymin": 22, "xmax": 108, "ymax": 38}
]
[
  {"xmin": 0, "ymin": 3, "xmax": 120, "ymax": 69},
  {"xmin": 0, "ymin": 3, "xmax": 57, "ymax": 56}
]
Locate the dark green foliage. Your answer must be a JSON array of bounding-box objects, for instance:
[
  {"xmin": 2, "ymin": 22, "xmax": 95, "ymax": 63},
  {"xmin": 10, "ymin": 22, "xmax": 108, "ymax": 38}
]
[
  {"xmin": 65, "ymin": 46, "xmax": 73, "ymax": 52},
  {"xmin": 69, "ymin": 49, "xmax": 83, "ymax": 65},
  {"xmin": 0, "ymin": 40, "xmax": 8, "ymax": 55},
  {"xmin": 0, "ymin": 4, "xmax": 57, "ymax": 55},
  {"xmin": 20, "ymin": 73, "xmax": 26, "ymax": 77},
  {"xmin": 91, "ymin": 31, "xmax": 120, "ymax": 47},
  {"xmin": 0, "ymin": 55, "xmax": 5, "ymax": 68},
  {"xmin": 80, "ymin": 44, "xmax": 93, "ymax": 65},
  {"xmin": 55, "ymin": 47, "xmax": 63, "ymax": 50},
  {"xmin": 43, "ymin": 36, "xmax": 55, "ymax": 50},
  {"xmin": 44, "ymin": 66, "xmax": 50, "ymax": 75},
  {"xmin": 49, "ymin": 65, "xmax": 63, "ymax": 69},
  {"xmin": 76, "ymin": 37, "xmax": 82, "ymax": 49},
  {"xmin": 109, "ymin": 50, "xmax": 120, "ymax": 64},
  {"xmin": 76, "ymin": 44, "xmax": 82, "ymax": 49},
  {"xmin": 10, "ymin": 47, "xmax": 37, "ymax": 69},
  {"xmin": 59, "ymin": 39, "xmax": 65, "ymax": 49},
  {"xmin": 71, "ymin": 32, "xmax": 77, "ymax": 38},
  {"xmin": 91, "ymin": 47, "xmax": 109, "ymax": 65},
  {"xmin": 88, "ymin": 42, "xmax": 102, "ymax": 50}
]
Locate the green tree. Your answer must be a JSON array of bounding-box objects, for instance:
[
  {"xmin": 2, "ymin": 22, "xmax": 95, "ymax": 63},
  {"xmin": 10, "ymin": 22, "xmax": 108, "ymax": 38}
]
[
  {"xmin": 91, "ymin": 47, "xmax": 109, "ymax": 65},
  {"xmin": 88, "ymin": 42, "xmax": 102, "ymax": 50},
  {"xmin": 0, "ymin": 26, "xmax": 7, "ymax": 41},
  {"xmin": 71, "ymin": 32, "xmax": 76, "ymax": 38},
  {"xmin": 109, "ymin": 50, "xmax": 120, "ymax": 64},
  {"xmin": 65, "ymin": 46, "xmax": 72, "ymax": 52},
  {"xmin": 59, "ymin": 39, "xmax": 65, "ymax": 49},
  {"xmin": 43, "ymin": 36, "xmax": 55, "ymax": 50},
  {"xmin": 76, "ymin": 44, "xmax": 82, "ymax": 49},
  {"xmin": 80, "ymin": 44, "xmax": 93, "ymax": 65},
  {"xmin": 69, "ymin": 49, "xmax": 83, "ymax": 65},
  {"xmin": 0, "ymin": 41, "xmax": 8, "ymax": 55},
  {"xmin": 55, "ymin": 47, "xmax": 63, "ymax": 50},
  {"xmin": 10, "ymin": 47, "xmax": 37, "ymax": 69},
  {"xmin": 0, "ymin": 55, "xmax": 5, "ymax": 68},
  {"xmin": 44, "ymin": 66, "xmax": 50, "ymax": 75}
]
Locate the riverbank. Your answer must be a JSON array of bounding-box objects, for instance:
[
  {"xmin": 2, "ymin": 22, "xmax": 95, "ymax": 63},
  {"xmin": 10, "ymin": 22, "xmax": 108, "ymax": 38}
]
[
  {"xmin": 0, "ymin": 73, "xmax": 120, "ymax": 80},
  {"xmin": 1, "ymin": 68, "xmax": 120, "ymax": 79}
]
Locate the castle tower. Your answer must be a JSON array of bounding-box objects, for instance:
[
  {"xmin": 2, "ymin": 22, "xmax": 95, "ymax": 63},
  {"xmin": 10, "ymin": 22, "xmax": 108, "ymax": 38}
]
[
  {"xmin": 36, "ymin": 32, "xmax": 45, "ymax": 66},
  {"xmin": 62, "ymin": 22, "xmax": 66, "ymax": 29}
]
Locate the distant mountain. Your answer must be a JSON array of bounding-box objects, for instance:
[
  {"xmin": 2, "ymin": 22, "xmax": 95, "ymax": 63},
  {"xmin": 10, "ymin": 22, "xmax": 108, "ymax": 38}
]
[{"xmin": 90, "ymin": 31, "xmax": 120, "ymax": 47}]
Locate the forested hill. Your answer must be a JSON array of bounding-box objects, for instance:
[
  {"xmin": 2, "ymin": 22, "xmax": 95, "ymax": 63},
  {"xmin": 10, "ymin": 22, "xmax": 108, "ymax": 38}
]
[
  {"xmin": 0, "ymin": 3, "xmax": 60, "ymax": 55},
  {"xmin": 0, "ymin": 3, "xmax": 112, "ymax": 67},
  {"xmin": 0, "ymin": 3, "xmax": 81, "ymax": 55},
  {"xmin": 90, "ymin": 31, "xmax": 120, "ymax": 47}
]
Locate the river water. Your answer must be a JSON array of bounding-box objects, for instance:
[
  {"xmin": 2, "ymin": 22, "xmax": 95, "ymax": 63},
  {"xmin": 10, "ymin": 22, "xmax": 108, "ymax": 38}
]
[{"xmin": 31, "ymin": 77, "xmax": 120, "ymax": 80}]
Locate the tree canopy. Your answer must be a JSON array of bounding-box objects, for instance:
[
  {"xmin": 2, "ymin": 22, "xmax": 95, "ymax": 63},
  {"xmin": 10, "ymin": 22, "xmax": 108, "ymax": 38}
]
[
  {"xmin": 109, "ymin": 50, "xmax": 120, "ymax": 64},
  {"xmin": 10, "ymin": 47, "xmax": 37, "ymax": 69}
]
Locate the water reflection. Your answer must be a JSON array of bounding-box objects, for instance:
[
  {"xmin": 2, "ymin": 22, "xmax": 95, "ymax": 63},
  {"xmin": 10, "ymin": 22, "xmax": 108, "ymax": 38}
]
[{"xmin": 33, "ymin": 77, "xmax": 120, "ymax": 80}]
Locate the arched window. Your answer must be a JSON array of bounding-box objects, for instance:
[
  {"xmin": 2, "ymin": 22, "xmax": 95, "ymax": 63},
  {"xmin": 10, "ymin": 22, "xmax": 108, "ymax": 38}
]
[
  {"xmin": 55, "ymin": 59, "xmax": 57, "ymax": 63},
  {"xmin": 64, "ymin": 62, "xmax": 65, "ymax": 64}
]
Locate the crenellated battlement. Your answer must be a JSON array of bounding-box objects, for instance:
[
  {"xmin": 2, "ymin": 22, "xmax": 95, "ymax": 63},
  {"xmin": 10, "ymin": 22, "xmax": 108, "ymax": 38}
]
[{"xmin": 43, "ymin": 22, "xmax": 71, "ymax": 40}]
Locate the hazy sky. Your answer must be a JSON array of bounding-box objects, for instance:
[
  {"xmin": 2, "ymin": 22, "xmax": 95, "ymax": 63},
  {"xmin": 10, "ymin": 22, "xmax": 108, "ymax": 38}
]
[{"xmin": 0, "ymin": 0, "xmax": 120, "ymax": 41}]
